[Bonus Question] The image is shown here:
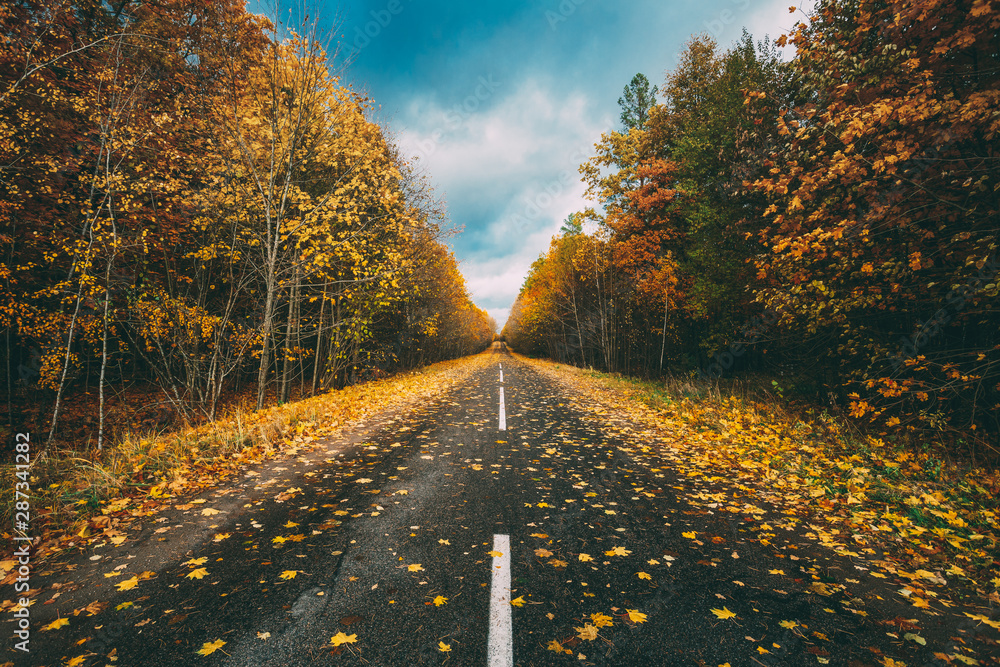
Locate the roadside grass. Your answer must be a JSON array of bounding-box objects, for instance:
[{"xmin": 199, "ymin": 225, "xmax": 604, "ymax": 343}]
[
  {"xmin": 1, "ymin": 354, "xmax": 489, "ymax": 561},
  {"xmin": 527, "ymin": 356, "xmax": 1000, "ymax": 598}
]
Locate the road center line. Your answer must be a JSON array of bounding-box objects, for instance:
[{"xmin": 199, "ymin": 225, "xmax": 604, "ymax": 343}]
[
  {"xmin": 498, "ymin": 387, "xmax": 506, "ymax": 431},
  {"xmin": 499, "ymin": 369, "xmax": 503, "ymax": 382},
  {"xmin": 487, "ymin": 534, "xmax": 513, "ymax": 667}
]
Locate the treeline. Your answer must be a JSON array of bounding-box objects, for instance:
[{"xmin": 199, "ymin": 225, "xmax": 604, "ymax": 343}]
[
  {"xmin": 1, "ymin": 0, "xmax": 494, "ymax": 447},
  {"xmin": 504, "ymin": 0, "xmax": 998, "ymax": 441}
]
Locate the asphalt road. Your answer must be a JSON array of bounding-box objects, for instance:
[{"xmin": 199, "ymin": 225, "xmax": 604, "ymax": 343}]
[{"xmin": 20, "ymin": 346, "xmax": 987, "ymax": 666}]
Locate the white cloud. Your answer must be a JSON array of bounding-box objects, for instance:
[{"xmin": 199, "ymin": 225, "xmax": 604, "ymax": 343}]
[{"xmin": 397, "ymin": 77, "xmax": 609, "ymax": 326}]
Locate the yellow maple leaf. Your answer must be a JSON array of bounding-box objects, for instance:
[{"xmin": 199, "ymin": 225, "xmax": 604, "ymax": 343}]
[
  {"xmin": 510, "ymin": 596, "xmax": 526, "ymax": 607},
  {"xmin": 711, "ymin": 607, "xmax": 737, "ymax": 620},
  {"xmin": 185, "ymin": 557, "xmax": 208, "ymax": 567},
  {"xmin": 195, "ymin": 639, "xmax": 226, "ymax": 655},
  {"xmin": 605, "ymin": 546, "xmax": 631, "ymax": 557},
  {"xmin": 575, "ymin": 623, "xmax": 599, "ymax": 641},
  {"xmin": 438, "ymin": 641, "xmax": 451, "ymax": 653},
  {"xmin": 279, "ymin": 570, "xmax": 298, "ymax": 580},
  {"xmin": 530, "ymin": 533, "xmax": 549, "ymax": 538},
  {"xmin": 186, "ymin": 568, "xmax": 209, "ymax": 579},
  {"xmin": 550, "ymin": 559, "xmax": 568, "ymax": 568},
  {"xmin": 534, "ymin": 548, "xmax": 553, "ymax": 558},
  {"xmin": 329, "ymin": 632, "xmax": 357, "ymax": 647},
  {"xmin": 42, "ymin": 617, "xmax": 69, "ymax": 631},
  {"xmin": 213, "ymin": 533, "xmax": 231, "ymax": 542},
  {"xmin": 626, "ymin": 609, "xmax": 647, "ymax": 624},
  {"xmin": 779, "ymin": 620, "xmax": 798, "ymax": 629},
  {"xmin": 284, "ymin": 521, "xmax": 299, "ymax": 528},
  {"xmin": 578, "ymin": 553, "xmax": 593, "ymax": 562},
  {"xmin": 590, "ymin": 612, "xmax": 613, "ymax": 628},
  {"xmin": 438, "ymin": 539, "xmax": 450, "ymax": 545},
  {"xmin": 66, "ymin": 656, "xmax": 87, "ymax": 666},
  {"xmin": 487, "ymin": 550, "xmax": 503, "ymax": 558},
  {"xmin": 433, "ymin": 595, "xmax": 448, "ymax": 606},
  {"xmin": 682, "ymin": 531, "xmax": 697, "ymax": 539},
  {"xmin": 769, "ymin": 569, "xmax": 785, "ymax": 575},
  {"xmin": 637, "ymin": 572, "xmax": 652, "ymax": 580},
  {"xmin": 407, "ymin": 564, "xmax": 424, "ymax": 572},
  {"xmin": 964, "ymin": 613, "xmax": 1000, "ymax": 630},
  {"xmin": 116, "ymin": 576, "xmax": 139, "ymax": 591},
  {"xmin": 547, "ymin": 639, "xmax": 569, "ymax": 653}
]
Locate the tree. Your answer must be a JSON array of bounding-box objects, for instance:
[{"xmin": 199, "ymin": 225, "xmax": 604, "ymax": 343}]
[
  {"xmin": 755, "ymin": 0, "xmax": 999, "ymax": 435},
  {"xmin": 618, "ymin": 73, "xmax": 658, "ymax": 130}
]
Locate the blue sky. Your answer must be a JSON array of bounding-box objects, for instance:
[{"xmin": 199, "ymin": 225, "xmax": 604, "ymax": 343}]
[{"xmin": 314, "ymin": 0, "xmax": 810, "ymax": 326}]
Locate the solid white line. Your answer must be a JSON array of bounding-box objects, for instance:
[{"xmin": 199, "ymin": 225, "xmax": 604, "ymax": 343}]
[
  {"xmin": 487, "ymin": 534, "xmax": 513, "ymax": 667},
  {"xmin": 498, "ymin": 387, "xmax": 506, "ymax": 431}
]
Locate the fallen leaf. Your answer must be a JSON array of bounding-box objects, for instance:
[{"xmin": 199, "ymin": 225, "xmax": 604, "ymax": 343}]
[
  {"xmin": 590, "ymin": 612, "xmax": 613, "ymax": 628},
  {"xmin": 196, "ymin": 639, "xmax": 226, "ymax": 655},
  {"xmin": 116, "ymin": 576, "xmax": 139, "ymax": 591},
  {"xmin": 330, "ymin": 632, "xmax": 357, "ymax": 647},
  {"xmin": 42, "ymin": 618, "xmax": 69, "ymax": 631},
  {"xmin": 626, "ymin": 609, "xmax": 647, "ymax": 624},
  {"xmin": 711, "ymin": 607, "xmax": 737, "ymax": 620}
]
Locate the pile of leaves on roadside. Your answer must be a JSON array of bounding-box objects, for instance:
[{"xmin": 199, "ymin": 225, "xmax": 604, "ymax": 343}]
[
  {"xmin": 525, "ymin": 357, "xmax": 1000, "ymax": 613},
  {"xmin": 0, "ymin": 354, "xmax": 492, "ymax": 575}
]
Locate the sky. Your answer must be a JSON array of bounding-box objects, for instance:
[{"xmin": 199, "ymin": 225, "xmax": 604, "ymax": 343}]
[{"xmin": 312, "ymin": 0, "xmax": 811, "ymax": 328}]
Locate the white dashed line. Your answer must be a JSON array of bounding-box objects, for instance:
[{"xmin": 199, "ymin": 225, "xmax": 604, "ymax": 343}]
[
  {"xmin": 498, "ymin": 387, "xmax": 506, "ymax": 431},
  {"xmin": 487, "ymin": 534, "xmax": 513, "ymax": 667},
  {"xmin": 499, "ymin": 369, "xmax": 503, "ymax": 383}
]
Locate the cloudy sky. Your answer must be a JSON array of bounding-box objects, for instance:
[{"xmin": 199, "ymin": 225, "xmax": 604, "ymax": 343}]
[{"xmin": 318, "ymin": 0, "xmax": 810, "ymax": 327}]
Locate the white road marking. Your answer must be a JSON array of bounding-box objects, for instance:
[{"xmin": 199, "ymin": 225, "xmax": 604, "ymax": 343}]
[
  {"xmin": 499, "ymin": 369, "xmax": 503, "ymax": 383},
  {"xmin": 487, "ymin": 534, "xmax": 513, "ymax": 667},
  {"xmin": 498, "ymin": 387, "xmax": 506, "ymax": 431}
]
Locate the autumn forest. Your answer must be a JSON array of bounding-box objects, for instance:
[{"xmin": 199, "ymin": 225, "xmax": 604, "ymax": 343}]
[
  {"xmin": 2, "ymin": 0, "xmax": 1000, "ymax": 662},
  {"xmin": 1, "ymin": 0, "xmax": 496, "ymax": 450},
  {"xmin": 504, "ymin": 0, "xmax": 999, "ymax": 451},
  {"xmin": 0, "ymin": 0, "xmax": 998, "ymax": 497}
]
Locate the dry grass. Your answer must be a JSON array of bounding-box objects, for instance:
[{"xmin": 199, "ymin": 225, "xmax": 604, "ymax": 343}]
[{"xmin": 1, "ymin": 353, "xmax": 490, "ymax": 546}]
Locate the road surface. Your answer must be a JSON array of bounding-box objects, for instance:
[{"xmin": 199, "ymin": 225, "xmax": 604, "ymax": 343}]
[{"xmin": 21, "ymin": 346, "xmax": 983, "ymax": 666}]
